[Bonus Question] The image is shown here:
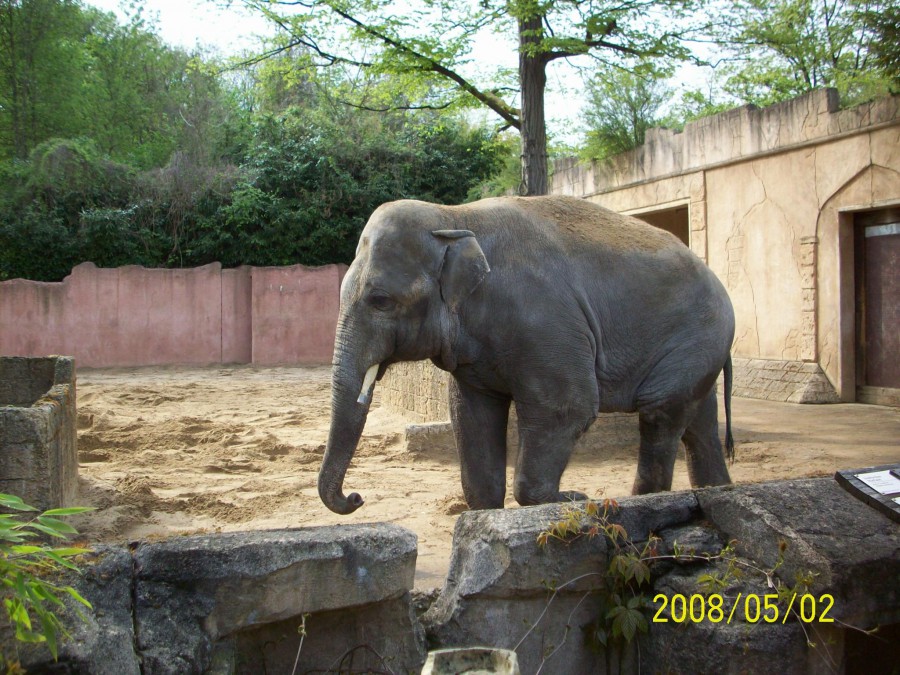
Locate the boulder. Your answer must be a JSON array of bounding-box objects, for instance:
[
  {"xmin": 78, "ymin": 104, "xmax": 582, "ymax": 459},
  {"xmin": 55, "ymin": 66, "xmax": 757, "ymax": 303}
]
[
  {"xmin": 134, "ymin": 524, "xmax": 424, "ymax": 674},
  {"xmin": 424, "ymin": 491, "xmax": 700, "ymax": 674},
  {"xmin": 697, "ymin": 478, "xmax": 900, "ymax": 627}
]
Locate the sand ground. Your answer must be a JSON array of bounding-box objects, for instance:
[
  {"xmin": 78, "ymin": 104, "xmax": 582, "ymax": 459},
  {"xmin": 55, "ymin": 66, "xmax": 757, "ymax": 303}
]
[{"xmin": 71, "ymin": 365, "xmax": 900, "ymax": 589}]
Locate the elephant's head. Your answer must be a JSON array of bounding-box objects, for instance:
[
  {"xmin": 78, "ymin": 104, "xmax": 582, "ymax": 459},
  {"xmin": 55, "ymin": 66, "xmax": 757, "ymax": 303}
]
[{"xmin": 317, "ymin": 201, "xmax": 490, "ymax": 514}]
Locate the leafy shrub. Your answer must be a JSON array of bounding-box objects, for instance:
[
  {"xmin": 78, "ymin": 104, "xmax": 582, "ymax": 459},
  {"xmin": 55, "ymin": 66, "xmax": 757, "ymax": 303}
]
[{"xmin": 0, "ymin": 494, "xmax": 92, "ymax": 662}]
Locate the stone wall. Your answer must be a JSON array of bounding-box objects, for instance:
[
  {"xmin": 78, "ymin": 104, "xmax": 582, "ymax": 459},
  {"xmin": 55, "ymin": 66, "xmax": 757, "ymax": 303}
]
[
  {"xmin": 731, "ymin": 357, "xmax": 840, "ymax": 403},
  {"xmin": 0, "ymin": 356, "xmax": 77, "ymax": 509},
  {"xmin": 8, "ymin": 478, "xmax": 898, "ymax": 674},
  {"xmin": 382, "ymin": 361, "xmax": 452, "ymax": 423},
  {"xmin": 382, "ymin": 361, "xmax": 642, "ymax": 453},
  {"xmin": 0, "ymin": 262, "xmax": 346, "ymax": 367}
]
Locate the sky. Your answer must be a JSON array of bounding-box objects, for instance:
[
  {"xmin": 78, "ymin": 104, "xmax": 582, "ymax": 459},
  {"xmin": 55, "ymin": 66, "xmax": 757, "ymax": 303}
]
[{"xmin": 85, "ymin": 0, "xmax": 273, "ymax": 55}]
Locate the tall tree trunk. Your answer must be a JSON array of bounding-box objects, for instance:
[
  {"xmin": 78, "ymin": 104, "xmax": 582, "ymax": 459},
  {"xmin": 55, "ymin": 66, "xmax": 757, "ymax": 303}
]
[
  {"xmin": 1, "ymin": 0, "xmax": 25, "ymax": 159},
  {"xmin": 518, "ymin": 14, "xmax": 549, "ymax": 196}
]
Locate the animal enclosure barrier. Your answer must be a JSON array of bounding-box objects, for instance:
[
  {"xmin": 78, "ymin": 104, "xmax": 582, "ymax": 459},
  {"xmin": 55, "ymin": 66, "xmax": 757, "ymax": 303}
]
[
  {"xmin": 0, "ymin": 356, "xmax": 78, "ymax": 509},
  {"xmin": 0, "ymin": 262, "xmax": 347, "ymax": 368}
]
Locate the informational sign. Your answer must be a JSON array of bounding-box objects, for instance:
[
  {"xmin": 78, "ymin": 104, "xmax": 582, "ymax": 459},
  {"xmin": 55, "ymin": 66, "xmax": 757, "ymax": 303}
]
[{"xmin": 835, "ymin": 464, "xmax": 900, "ymax": 523}]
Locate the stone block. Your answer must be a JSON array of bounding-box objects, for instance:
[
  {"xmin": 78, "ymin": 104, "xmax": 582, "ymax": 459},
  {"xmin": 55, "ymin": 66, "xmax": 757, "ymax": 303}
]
[
  {"xmin": 424, "ymin": 492, "xmax": 700, "ymax": 674},
  {"xmin": 134, "ymin": 525, "xmax": 423, "ymax": 674},
  {"xmin": 641, "ymin": 608, "xmax": 812, "ymax": 675},
  {"xmin": 697, "ymin": 478, "xmax": 900, "ymax": 627},
  {"xmin": 729, "ymin": 358, "xmax": 838, "ymax": 403},
  {"xmin": 0, "ymin": 356, "xmax": 77, "ymax": 509}
]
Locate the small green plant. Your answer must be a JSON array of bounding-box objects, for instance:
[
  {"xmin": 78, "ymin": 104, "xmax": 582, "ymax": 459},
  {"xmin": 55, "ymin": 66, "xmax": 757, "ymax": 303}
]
[
  {"xmin": 537, "ymin": 499, "xmax": 675, "ymax": 653},
  {"xmin": 0, "ymin": 493, "xmax": 93, "ymax": 662},
  {"xmin": 535, "ymin": 500, "xmax": 747, "ymax": 673}
]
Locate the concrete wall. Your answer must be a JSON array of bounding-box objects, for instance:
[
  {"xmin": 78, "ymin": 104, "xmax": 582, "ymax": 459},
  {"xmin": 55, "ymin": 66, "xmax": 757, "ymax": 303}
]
[
  {"xmin": 382, "ymin": 361, "xmax": 641, "ymax": 454},
  {"xmin": 8, "ymin": 478, "xmax": 898, "ymax": 674},
  {"xmin": 551, "ymin": 90, "xmax": 900, "ymax": 403},
  {"xmin": 250, "ymin": 265, "xmax": 346, "ymax": 365},
  {"xmin": 0, "ymin": 356, "xmax": 77, "ymax": 509},
  {"xmin": 0, "ymin": 262, "xmax": 346, "ymax": 368}
]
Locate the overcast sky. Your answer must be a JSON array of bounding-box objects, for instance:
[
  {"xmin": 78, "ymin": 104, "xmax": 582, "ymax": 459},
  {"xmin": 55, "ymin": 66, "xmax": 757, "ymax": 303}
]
[{"xmin": 85, "ymin": 0, "xmax": 273, "ymax": 55}]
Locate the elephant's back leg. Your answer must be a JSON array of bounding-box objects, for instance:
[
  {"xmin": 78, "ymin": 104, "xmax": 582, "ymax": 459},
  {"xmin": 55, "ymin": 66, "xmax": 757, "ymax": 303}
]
[{"xmin": 681, "ymin": 387, "xmax": 731, "ymax": 487}]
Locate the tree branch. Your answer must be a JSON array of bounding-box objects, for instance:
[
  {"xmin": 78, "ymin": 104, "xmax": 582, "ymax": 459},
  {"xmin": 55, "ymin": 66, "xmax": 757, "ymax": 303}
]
[
  {"xmin": 323, "ymin": 4, "xmax": 521, "ymax": 129},
  {"xmin": 340, "ymin": 99, "xmax": 458, "ymax": 113}
]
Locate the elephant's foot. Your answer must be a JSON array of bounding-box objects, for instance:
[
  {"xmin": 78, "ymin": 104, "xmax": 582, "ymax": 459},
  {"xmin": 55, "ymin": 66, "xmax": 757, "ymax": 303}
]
[{"xmin": 558, "ymin": 490, "xmax": 589, "ymax": 503}]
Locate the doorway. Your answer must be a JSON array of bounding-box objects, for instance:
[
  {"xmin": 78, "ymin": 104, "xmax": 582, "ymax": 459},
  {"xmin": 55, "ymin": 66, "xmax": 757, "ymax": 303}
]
[
  {"xmin": 634, "ymin": 205, "xmax": 690, "ymax": 246},
  {"xmin": 854, "ymin": 208, "xmax": 900, "ymax": 405}
]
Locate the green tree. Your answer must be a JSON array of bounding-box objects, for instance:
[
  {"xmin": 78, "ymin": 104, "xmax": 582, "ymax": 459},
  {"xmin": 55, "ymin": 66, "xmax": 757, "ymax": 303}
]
[
  {"xmin": 581, "ymin": 62, "xmax": 672, "ymax": 160},
  {"xmin": 0, "ymin": 0, "xmax": 93, "ymax": 159},
  {"xmin": 716, "ymin": 0, "xmax": 895, "ymax": 106},
  {"xmin": 237, "ymin": 0, "xmax": 708, "ymax": 195},
  {"xmin": 0, "ymin": 1, "xmax": 249, "ymax": 167},
  {"xmin": 189, "ymin": 98, "xmax": 505, "ymax": 268},
  {"xmin": 858, "ymin": 1, "xmax": 900, "ymax": 90}
]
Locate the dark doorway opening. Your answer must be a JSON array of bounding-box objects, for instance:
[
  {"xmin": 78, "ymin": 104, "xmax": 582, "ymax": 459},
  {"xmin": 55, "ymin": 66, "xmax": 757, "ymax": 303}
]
[
  {"xmin": 634, "ymin": 205, "xmax": 690, "ymax": 246},
  {"xmin": 854, "ymin": 207, "xmax": 900, "ymax": 406}
]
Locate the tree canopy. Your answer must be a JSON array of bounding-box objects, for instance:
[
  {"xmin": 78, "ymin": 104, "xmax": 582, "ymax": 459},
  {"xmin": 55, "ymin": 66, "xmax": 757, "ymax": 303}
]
[
  {"xmin": 239, "ymin": 0, "xmax": 710, "ymax": 195},
  {"xmin": 0, "ymin": 2, "xmax": 507, "ymax": 281},
  {"xmin": 712, "ymin": 0, "xmax": 897, "ymax": 107},
  {"xmin": 1, "ymin": 0, "xmax": 896, "ymax": 281},
  {"xmin": 578, "ymin": 0, "xmax": 898, "ymax": 158}
]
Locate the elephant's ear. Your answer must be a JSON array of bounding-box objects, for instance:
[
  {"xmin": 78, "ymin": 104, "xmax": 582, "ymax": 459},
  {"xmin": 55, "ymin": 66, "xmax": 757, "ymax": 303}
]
[{"xmin": 432, "ymin": 229, "xmax": 490, "ymax": 311}]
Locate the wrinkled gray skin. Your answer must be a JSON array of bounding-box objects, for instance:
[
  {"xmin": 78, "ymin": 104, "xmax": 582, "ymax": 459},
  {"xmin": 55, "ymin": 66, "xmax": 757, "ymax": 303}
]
[{"xmin": 318, "ymin": 196, "xmax": 735, "ymax": 515}]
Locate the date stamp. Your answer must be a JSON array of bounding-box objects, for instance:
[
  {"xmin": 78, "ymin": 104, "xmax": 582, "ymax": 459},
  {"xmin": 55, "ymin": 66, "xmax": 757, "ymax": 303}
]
[{"xmin": 652, "ymin": 593, "xmax": 835, "ymax": 624}]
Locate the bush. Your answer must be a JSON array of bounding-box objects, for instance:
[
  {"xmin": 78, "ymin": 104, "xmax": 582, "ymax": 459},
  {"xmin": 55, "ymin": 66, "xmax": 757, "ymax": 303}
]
[
  {"xmin": 0, "ymin": 107, "xmax": 505, "ymax": 280},
  {"xmin": 0, "ymin": 494, "xmax": 92, "ymax": 663}
]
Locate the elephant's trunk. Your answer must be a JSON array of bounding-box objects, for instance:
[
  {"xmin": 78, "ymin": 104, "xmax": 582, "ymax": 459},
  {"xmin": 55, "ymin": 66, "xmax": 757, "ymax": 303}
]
[{"xmin": 317, "ymin": 326, "xmax": 379, "ymax": 514}]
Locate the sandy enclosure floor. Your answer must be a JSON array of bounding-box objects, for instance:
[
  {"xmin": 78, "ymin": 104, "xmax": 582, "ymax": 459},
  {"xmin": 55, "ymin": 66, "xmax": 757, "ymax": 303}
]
[{"xmin": 72, "ymin": 365, "xmax": 900, "ymax": 589}]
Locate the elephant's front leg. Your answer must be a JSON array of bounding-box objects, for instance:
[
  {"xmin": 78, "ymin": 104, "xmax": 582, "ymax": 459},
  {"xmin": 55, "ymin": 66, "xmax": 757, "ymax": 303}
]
[
  {"xmin": 449, "ymin": 377, "xmax": 511, "ymax": 510},
  {"xmin": 632, "ymin": 405, "xmax": 691, "ymax": 494},
  {"xmin": 513, "ymin": 403, "xmax": 596, "ymax": 506}
]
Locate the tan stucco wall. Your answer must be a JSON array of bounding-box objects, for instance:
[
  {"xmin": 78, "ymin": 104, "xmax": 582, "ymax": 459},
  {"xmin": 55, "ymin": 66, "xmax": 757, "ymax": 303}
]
[{"xmin": 550, "ymin": 90, "xmax": 900, "ymax": 402}]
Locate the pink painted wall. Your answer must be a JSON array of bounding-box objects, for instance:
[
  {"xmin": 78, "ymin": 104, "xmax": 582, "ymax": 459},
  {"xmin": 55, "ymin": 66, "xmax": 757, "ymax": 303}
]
[
  {"xmin": 0, "ymin": 262, "xmax": 347, "ymax": 368},
  {"xmin": 251, "ymin": 265, "xmax": 344, "ymax": 365},
  {"xmin": 222, "ymin": 266, "xmax": 253, "ymax": 364}
]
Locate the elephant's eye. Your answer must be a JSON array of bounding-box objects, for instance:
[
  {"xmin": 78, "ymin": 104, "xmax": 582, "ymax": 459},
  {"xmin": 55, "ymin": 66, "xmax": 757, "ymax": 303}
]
[{"xmin": 368, "ymin": 292, "xmax": 396, "ymax": 312}]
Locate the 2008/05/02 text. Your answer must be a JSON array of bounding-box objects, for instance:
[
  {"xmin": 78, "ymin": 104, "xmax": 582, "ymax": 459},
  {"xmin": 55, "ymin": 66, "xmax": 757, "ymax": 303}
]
[{"xmin": 653, "ymin": 593, "xmax": 835, "ymax": 624}]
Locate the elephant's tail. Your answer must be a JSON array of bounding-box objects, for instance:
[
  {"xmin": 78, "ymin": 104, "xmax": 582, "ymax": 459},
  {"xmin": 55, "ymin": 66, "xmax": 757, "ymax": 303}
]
[{"xmin": 724, "ymin": 354, "xmax": 735, "ymax": 463}]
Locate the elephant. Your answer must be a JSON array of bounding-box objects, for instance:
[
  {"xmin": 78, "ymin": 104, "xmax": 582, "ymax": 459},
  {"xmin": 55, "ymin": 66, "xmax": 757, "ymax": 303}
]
[{"xmin": 318, "ymin": 195, "xmax": 735, "ymax": 515}]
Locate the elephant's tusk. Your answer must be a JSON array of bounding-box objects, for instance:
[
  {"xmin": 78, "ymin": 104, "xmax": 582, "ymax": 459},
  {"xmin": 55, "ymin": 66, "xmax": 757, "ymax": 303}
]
[{"xmin": 357, "ymin": 364, "xmax": 379, "ymax": 405}]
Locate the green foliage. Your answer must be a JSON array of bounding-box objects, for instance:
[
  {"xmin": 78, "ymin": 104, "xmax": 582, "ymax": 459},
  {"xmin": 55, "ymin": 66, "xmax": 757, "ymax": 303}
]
[
  {"xmin": 714, "ymin": 0, "xmax": 896, "ymax": 107},
  {"xmin": 215, "ymin": 104, "xmax": 504, "ymax": 267},
  {"xmin": 0, "ymin": 493, "xmax": 93, "ymax": 662},
  {"xmin": 0, "ymin": 0, "xmax": 249, "ymax": 168},
  {"xmin": 0, "ymin": 93, "xmax": 504, "ymax": 280},
  {"xmin": 538, "ymin": 499, "xmax": 654, "ymax": 655},
  {"xmin": 858, "ymin": 1, "xmax": 900, "ymax": 90},
  {"xmin": 580, "ymin": 62, "xmax": 673, "ymax": 161},
  {"xmin": 0, "ymin": 6, "xmax": 506, "ymax": 282},
  {"xmin": 243, "ymin": 0, "xmax": 712, "ymax": 194},
  {"xmin": 0, "ymin": 138, "xmax": 141, "ymax": 280}
]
